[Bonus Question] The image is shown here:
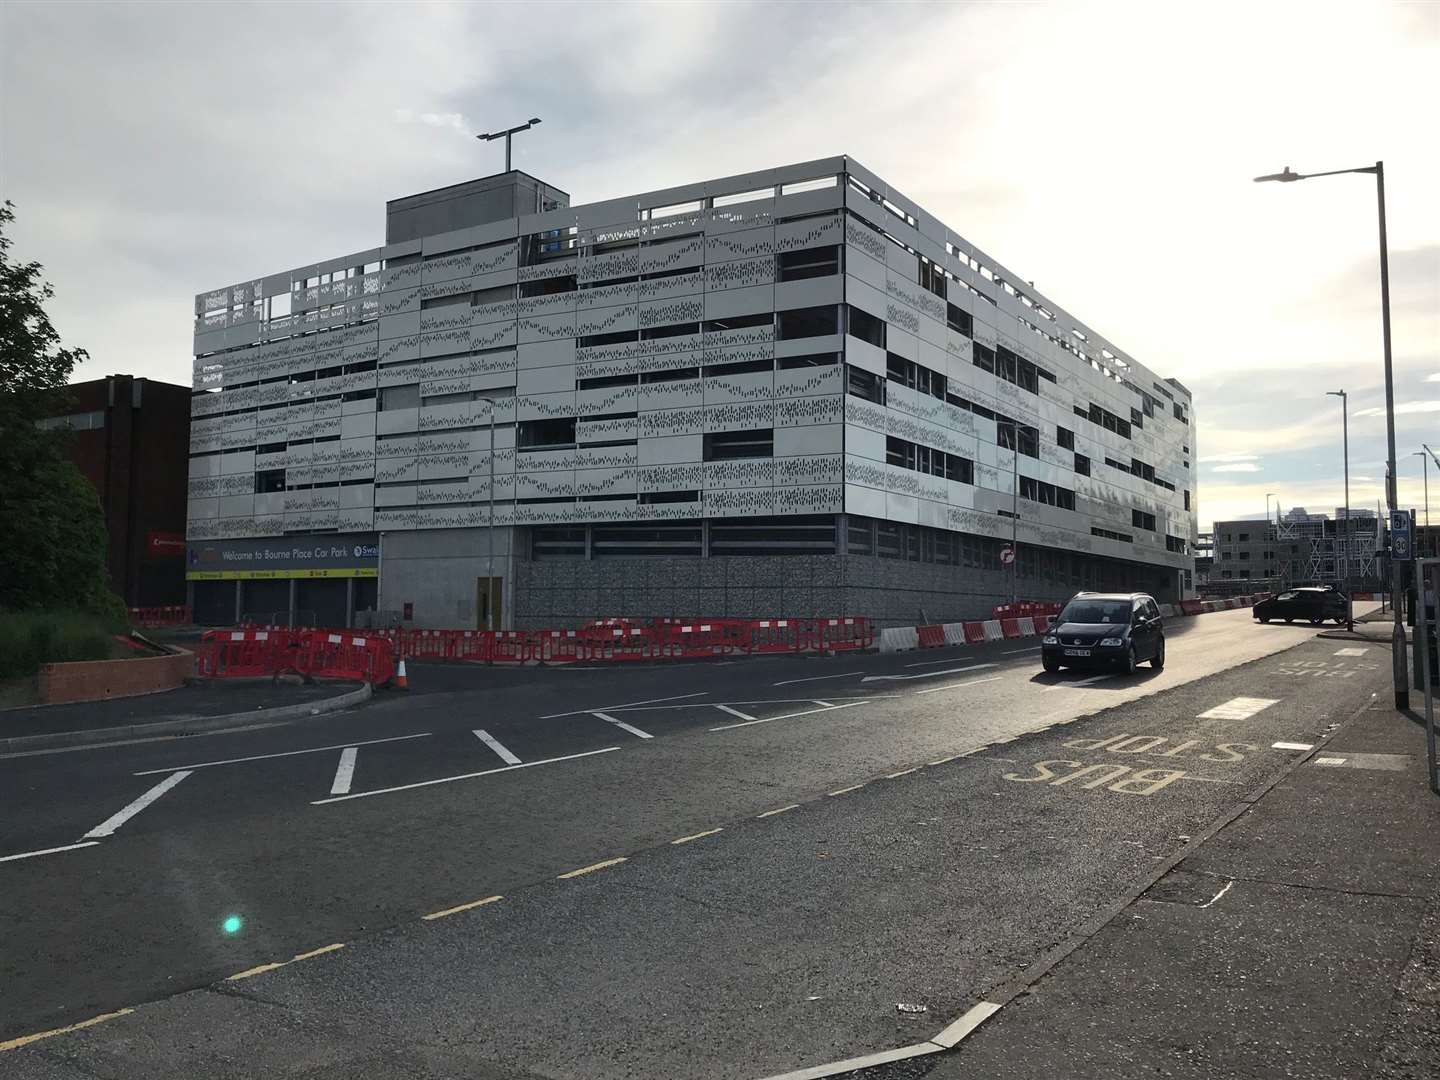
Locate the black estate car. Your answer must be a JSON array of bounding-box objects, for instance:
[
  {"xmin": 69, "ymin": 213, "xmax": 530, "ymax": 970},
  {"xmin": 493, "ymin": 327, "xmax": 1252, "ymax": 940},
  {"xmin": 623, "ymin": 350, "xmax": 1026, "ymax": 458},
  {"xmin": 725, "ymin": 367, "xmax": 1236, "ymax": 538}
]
[
  {"xmin": 1041, "ymin": 592, "xmax": 1166, "ymax": 674},
  {"xmin": 1253, "ymin": 587, "xmax": 1348, "ymax": 625}
]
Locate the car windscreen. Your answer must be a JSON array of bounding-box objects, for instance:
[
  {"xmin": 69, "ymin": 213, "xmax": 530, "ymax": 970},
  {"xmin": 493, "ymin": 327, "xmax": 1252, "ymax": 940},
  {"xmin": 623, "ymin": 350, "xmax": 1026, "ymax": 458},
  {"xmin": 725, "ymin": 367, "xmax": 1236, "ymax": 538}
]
[{"xmin": 1059, "ymin": 600, "xmax": 1131, "ymax": 625}]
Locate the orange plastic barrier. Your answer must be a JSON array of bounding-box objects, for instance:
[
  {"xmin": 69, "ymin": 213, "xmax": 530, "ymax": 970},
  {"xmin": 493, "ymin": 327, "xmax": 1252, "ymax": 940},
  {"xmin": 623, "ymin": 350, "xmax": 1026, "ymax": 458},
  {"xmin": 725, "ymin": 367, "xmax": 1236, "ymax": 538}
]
[
  {"xmin": 197, "ymin": 628, "xmax": 395, "ymax": 685},
  {"xmin": 999, "ymin": 617, "xmax": 1023, "ymax": 639},
  {"xmin": 916, "ymin": 625, "xmax": 945, "ymax": 649}
]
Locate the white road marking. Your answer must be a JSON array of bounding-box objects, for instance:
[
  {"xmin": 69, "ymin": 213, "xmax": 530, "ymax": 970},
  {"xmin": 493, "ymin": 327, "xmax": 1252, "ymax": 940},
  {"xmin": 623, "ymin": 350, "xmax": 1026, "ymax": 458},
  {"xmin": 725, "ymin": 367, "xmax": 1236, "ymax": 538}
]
[
  {"xmin": 812, "ymin": 699, "xmax": 835, "ymax": 707},
  {"xmin": 1044, "ymin": 673, "xmax": 1116, "ymax": 691},
  {"xmin": 593, "ymin": 711, "xmax": 653, "ymax": 739},
  {"xmin": 713, "ymin": 704, "xmax": 758, "ymax": 722},
  {"xmin": 828, "ymin": 784, "xmax": 865, "ymax": 796},
  {"xmin": 1334, "ymin": 647, "xmax": 1368, "ymax": 657},
  {"xmin": 83, "ymin": 771, "xmax": 192, "ymax": 839},
  {"xmin": 1272, "ymin": 741, "xmax": 1314, "ymax": 751},
  {"xmin": 772, "ymin": 671, "xmax": 864, "ymax": 686},
  {"xmin": 311, "ymin": 747, "xmax": 620, "ymax": 804},
  {"xmin": 133, "ymin": 732, "xmax": 431, "ymax": 775},
  {"xmin": 1199, "ymin": 879, "xmax": 1234, "ymax": 908},
  {"xmin": 0, "ymin": 841, "xmax": 101, "ymax": 864},
  {"xmin": 1197, "ymin": 696, "xmax": 1279, "ymax": 720},
  {"xmin": 914, "ymin": 675, "xmax": 1004, "ymax": 696},
  {"xmin": 329, "ymin": 747, "xmax": 358, "ymax": 795},
  {"xmin": 540, "ymin": 691, "xmax": 707, "ymax": 719},
  {"xmin": 1314, "ymin": 756, "xmax": 1347, "ymax": 767},
  {"xmin": 931, "ymin": 999, "xmax": 1005, "ymax": 1049},
  {"xmin": 904, "ymin": 656, "xmax": 969, "ymax": 668},
  {"xmin": 472, "ymin": 729, "xmax": 522, "ymax": 765},
  {"xmin": 1003, "ymin": 646, "xmax": 1043, "ymax": 655},
  {"xmin": 885, "ymin": 767, "xmax": 919, "ymax": 779},
  {"xmin": 709, "ymin": 700, "xmax": 865, "ymax": 732},
  {"xmin": 671, "ymin": 828, "xmax": 723, "ymax": 845},
  {"xmin": 862, "ymin": 663, "xmax": 997, "ymax": 684},
  {"xmin": 758, "ymin": 804, "xmax": 799, "ymax": 818},
  {"xmin": 1177, "ymin": 775, "xmax": 1244, "ymax": 785}
]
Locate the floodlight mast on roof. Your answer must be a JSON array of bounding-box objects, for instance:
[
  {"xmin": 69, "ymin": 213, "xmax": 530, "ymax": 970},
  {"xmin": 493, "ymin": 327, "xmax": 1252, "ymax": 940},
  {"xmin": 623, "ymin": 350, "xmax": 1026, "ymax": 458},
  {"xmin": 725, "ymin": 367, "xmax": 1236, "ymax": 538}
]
[{"xmin": 476, "ymin": 118, "xmax": 542, "ymax": 172}]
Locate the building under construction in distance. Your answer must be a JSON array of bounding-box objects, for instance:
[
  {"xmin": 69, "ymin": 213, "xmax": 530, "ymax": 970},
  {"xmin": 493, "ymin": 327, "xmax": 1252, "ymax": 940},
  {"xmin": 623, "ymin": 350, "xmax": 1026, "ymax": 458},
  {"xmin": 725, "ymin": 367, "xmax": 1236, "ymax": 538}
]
[{"xmin": 1207, "ymin": 507, "xmax": 1385, "ymax": 595}]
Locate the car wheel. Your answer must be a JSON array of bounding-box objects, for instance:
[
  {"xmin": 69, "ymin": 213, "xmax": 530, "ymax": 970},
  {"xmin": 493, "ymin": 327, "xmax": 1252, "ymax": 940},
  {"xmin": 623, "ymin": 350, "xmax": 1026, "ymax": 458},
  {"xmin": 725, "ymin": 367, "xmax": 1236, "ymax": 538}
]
[
  {"xmin": 1309, "ymin": 617, "xmax": 1323, "ymax": 626},
  {"xmin": 1042, "ymin": 656, "xmax": 1060, "ymax": 674},
  {"xmin": 1151, "ymin": 639, "xmax": 1165, "ymax": 669},
  {"xmin": 1123, "ymin": 644, "xmax": 1137, "ymax": 675},
  {"xmin": 1284, "ymin": 617, "xmax": 1294, "ymax": 624},
  {"xmin": 1259, "ymin": 616, "xmax": 1270, "ymax": 624}
]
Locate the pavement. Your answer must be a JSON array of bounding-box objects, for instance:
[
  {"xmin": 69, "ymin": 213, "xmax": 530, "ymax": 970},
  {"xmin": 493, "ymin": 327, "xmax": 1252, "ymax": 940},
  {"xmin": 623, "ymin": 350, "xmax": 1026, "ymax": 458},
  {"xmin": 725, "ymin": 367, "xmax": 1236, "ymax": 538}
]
[{"xmin": 5, "ymin": 601, "xmax": 1436, "ymax": 1079}]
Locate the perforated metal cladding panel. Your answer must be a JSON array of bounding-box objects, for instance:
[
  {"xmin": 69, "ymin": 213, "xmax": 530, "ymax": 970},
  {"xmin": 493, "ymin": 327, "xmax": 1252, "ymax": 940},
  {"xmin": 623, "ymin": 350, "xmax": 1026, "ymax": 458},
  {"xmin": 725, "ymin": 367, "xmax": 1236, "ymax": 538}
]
[{"xmin": 188, "ymin": 156, "xmax": 1191, "ymax": 576}]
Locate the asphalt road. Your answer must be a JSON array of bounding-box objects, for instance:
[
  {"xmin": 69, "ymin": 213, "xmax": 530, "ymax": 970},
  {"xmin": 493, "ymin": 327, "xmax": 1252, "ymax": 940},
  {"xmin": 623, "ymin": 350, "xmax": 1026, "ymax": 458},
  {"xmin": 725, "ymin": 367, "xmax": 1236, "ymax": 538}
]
[{"xmin": 0, "ymin": 604, "xmax": 1383, "ymax": 1077}]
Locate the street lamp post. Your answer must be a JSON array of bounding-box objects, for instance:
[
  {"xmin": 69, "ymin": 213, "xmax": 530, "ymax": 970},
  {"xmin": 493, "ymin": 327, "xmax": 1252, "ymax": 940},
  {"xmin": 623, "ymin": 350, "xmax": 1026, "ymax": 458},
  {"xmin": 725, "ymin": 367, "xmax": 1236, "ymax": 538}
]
[
  {"xmin": 1415, "ymin": 451, "xmax": 1432, "ymax": 558},
  {"xmin": 478, "ymin": 394, "xmax": 501, "ymax": 631},
  {"xmin": 1265, "ymin": 493, "xmax": 1277, "ymax": 589},
  {"xmin": 1328, "ymin": 391, "xmax": 1353, "ymax": 631},
  {"xmin": 1256, "ymin": 161, "xmax": 1407, "ymax": 709},
  {"xmin": 476, "ymin": 117, "xmax": 542, "ymax": 172}
]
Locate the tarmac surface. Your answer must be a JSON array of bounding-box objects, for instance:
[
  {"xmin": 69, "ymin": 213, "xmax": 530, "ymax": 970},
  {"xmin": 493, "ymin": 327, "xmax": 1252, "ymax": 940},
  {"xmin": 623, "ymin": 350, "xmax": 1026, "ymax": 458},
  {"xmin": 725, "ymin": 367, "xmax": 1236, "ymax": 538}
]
[{"xmin": 5, "ymin": 603, "xmax": 1433, "ymax": 1079}]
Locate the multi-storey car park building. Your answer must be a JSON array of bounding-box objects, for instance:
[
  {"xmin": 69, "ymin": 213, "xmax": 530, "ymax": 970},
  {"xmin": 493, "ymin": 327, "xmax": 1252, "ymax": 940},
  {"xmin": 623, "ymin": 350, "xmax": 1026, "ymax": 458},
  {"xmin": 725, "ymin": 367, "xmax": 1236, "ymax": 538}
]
[{"xmin": 186, "ymin": 156, "xmax": 1197, "ymax": 629}]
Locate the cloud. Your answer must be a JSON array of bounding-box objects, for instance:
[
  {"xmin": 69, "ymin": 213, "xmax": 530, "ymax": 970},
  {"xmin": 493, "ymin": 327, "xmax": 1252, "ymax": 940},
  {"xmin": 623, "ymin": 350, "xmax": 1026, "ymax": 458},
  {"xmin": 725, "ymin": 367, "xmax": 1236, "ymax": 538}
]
[
  {"xmin": 1428, "ymin": 373, "xmax": 1440, "ymax": 383},
  {"xmin": 393, "ymin": 109, "xmax": 472, "ymax": 136},
  {"xmin": 1354, "ymin": 401, "xmax": 1440, "ymax": 417},
  {"xmin": 1212, "ymin": 463, "xmax": 1262, "ymax": 473},
  {"xmin": 1199, "ymin": 452, "xmax": 1259, "ymax": 464}
]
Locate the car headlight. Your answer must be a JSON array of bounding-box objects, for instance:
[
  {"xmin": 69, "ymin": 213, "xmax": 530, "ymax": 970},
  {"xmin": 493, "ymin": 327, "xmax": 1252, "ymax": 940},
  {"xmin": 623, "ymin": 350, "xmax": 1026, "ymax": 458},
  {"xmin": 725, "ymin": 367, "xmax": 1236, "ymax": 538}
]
[
  {"xmin": 1100, "ymin": 637, "xmax": 1124, "ymax": 646},
  {"xmin": 1042, "ymin": 635, "xmax": 1058, "ymax": 645}
]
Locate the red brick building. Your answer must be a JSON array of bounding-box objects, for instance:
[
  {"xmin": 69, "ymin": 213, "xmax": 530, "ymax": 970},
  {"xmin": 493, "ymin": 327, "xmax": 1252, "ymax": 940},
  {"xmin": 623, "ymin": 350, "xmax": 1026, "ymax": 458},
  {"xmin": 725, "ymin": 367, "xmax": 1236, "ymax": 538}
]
[{"xmin": 40, "ymin": 375, "xmax": 191, "ymax": 608}]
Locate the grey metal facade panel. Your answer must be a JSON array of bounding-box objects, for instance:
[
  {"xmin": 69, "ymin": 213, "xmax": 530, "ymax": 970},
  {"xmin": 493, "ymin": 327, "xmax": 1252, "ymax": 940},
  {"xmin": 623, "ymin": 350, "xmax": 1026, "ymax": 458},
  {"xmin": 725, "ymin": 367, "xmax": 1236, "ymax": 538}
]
[{"xmin": 187, "ymin": 155, "xmax": 1194, "ymax": 573}]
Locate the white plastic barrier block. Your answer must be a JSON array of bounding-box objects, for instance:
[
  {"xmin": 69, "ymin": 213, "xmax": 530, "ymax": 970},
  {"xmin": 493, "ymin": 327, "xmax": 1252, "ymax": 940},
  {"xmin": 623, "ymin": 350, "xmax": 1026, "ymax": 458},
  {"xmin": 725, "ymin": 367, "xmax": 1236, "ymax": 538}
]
[
  {"xmin": 1017, "ymin": 617, "xmax": 1036, "ymax": 636},
  {"xmin": 982, "ymin": 619, "xmax": 1004, "ymax": 642},
  {"xmin": 879, "ymin": 626, "xmax": 920, "ymax": 654},
  {"xmin": 1160, "ymin": 604, "xmax": 1177, "ymax": 618},
  {"xmin": 942, "ymin": 622, "xmax": 968, "ymax": 645}
]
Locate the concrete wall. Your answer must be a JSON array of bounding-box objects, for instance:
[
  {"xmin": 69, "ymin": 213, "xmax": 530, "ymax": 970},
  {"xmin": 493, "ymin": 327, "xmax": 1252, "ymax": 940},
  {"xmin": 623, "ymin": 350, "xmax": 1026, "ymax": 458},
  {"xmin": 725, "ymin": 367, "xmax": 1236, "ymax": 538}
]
[{"xmin": 378, "ymin": 525, "xmax": 518, "ymax": 629}]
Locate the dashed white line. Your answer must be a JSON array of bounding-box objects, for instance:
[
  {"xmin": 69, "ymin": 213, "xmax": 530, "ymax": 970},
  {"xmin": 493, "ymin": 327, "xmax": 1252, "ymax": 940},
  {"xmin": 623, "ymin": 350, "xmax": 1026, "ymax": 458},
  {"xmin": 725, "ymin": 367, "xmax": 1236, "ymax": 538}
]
[
  {"xmin": 671, "ymin": 828, "xmax": 723, "ymax": 845},
  {"xmin": 0, "ymin": 841, "xmax": 101, "ymax": 865},
  {"xmin": 1044, "ymin": 673, "xmax": 1115, "ymax": 691},
  {"xmin": 1334, "ymin": 647, "xmax": 1368, "ymax": 657},
  {"xmin": 329, "ymin": 747, "xmax": 358, "ymax": 795},
  {"xmin": 311, "ymin": 747, "xmax": 620, "ymax": 804},
  {"xmin": 713, "ymin": 704, "xmax": 758, "ymax": 722},
  {"xmin": 1272, "ymin": 741, "xmax": 1314, "ymax": 751},
  {"xmin": 1197, "ymin": 696, "xmax": 1279, "ymax": 720},
  {"xmin": 828, "ymin": 784, "xmax": 865, "ymax": 796},
  {"xmin": 709, "ymin": 700, "xmax": 865, "ymax": 732},
  {"xmin": 862, "ymin": 663, "xmax": 998, "ymax": 684},
  {"xmin": 758, "ymin": 804, "xmax": 800, "ymax": 818},
  {"xmin": 83, "ymin": 771, "xmax": 192, "ymax": 839},
  {"xmin": 593, "ymin": 711, "xmax": 653, "ymax": 739},
  {"xmin": 772, "ymin": 671, "xmax": 864, "ymax": 686},
  {"xmin": 134, "ymin": 732, "xmax": 431, "ymax": 775},
  {"xmin": 1003, "ymin": 646, "xmax": 1043, "ymax": 655},
  {"xmin": 904, "ymin": 656, "xmax": 969, "ymax": 668},
  {"xmin": 473, "ymin": 729, "xmax": 522, "ymax": 765},
  {"xmin": 885, "ymin": 767, "xmax": 919, "ymax": 779},
  {"xmin": 541, "ymin": 691, "xmax": 706, "ymax": 719},
  {"xmin": 914, "ymin": 675, "xmax": 1004, "ymax": 696}
]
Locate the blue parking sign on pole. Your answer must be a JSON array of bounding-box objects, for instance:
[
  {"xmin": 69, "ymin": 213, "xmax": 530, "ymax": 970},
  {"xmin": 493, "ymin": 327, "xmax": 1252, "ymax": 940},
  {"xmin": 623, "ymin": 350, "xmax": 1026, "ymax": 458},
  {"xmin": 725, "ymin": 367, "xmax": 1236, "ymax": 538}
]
[{"xmin": 1392, "ymin": 510, "xmax": 1412, "ymax": 561}]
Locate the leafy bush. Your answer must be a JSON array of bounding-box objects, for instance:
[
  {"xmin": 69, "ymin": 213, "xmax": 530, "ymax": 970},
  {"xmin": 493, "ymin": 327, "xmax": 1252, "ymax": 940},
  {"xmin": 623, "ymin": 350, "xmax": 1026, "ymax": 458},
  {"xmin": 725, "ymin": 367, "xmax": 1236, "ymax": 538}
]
[{"xmin": 0, "ymin": 610, "xmax": 123, "ymax": 680}]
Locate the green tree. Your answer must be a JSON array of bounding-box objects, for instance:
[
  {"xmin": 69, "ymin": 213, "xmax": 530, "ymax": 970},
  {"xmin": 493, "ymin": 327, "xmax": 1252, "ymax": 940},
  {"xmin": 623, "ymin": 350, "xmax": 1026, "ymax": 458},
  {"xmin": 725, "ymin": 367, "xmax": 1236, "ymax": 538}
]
[{"xmin": 0, "ymin": 200, "xmax": 120, "ymax": 615}]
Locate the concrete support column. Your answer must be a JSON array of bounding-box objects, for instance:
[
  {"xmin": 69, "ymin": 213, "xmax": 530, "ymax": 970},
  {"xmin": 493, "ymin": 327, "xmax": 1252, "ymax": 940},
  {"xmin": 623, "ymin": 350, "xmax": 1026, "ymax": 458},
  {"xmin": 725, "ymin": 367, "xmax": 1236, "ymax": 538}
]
[
  {"xmin": 288, "ymin": 578, "xmax": 297, "ymax": 628},
  {"xmin": 234, "ymin": 581, "xmax": 244, "ymax": 625},
  {"xmin": 346, "ymin": 577, "xmax": 356, "ymax": 628}
]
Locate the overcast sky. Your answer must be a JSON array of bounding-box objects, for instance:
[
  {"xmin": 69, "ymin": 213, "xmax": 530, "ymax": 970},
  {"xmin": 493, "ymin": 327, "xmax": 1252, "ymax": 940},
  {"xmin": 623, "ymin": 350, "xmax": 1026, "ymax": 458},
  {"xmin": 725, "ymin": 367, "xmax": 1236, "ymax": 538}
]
[{"xmin": 2, "ymin": 0, "xmax": 1436, "ymax": 531}]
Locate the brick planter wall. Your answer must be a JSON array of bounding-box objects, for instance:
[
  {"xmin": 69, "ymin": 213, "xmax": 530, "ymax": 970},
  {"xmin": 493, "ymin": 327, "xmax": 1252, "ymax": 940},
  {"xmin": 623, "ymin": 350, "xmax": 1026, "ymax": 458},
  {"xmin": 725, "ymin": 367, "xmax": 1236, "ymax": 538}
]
[{"xmin": 38, "ymin": 648, "xmax": 194, "ymax": 706}]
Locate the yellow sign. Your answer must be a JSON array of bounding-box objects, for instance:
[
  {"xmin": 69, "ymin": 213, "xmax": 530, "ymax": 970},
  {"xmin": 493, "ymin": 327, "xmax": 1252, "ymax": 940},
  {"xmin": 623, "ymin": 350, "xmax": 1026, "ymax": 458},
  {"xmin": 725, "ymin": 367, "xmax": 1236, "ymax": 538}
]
[{"xmin": 186, "ymin": 568, "xmax": 379, "ymax": 581}]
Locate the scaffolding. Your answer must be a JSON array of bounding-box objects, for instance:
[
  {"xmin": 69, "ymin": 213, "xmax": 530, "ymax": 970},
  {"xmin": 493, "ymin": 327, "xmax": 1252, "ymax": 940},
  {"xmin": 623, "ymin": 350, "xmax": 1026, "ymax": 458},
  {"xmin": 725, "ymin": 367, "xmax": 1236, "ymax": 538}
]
[{"xmin": 1272, "ymin": 513, "xmax": 1383, "ymax": 589}]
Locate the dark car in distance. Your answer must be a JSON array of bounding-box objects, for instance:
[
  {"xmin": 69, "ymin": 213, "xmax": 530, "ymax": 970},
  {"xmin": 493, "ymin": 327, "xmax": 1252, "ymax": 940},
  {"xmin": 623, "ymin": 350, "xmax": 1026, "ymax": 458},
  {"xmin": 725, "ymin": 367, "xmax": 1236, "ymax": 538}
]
[
  {"xmin": 1253, "ymin": 587, "xmax": 1348, "ymax": 626},
  {"xmin": 1041, "ymin": 592, "xmax": 1165, "ymax": 674}
]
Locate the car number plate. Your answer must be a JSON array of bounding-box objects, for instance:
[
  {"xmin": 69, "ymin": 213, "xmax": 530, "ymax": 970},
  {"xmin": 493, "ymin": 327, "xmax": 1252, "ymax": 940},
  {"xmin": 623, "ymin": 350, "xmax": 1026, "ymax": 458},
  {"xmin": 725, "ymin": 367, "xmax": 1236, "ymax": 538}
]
[{"xmin": 1063, "ymin": 648, "xmax": 1091, "ymax": 657}]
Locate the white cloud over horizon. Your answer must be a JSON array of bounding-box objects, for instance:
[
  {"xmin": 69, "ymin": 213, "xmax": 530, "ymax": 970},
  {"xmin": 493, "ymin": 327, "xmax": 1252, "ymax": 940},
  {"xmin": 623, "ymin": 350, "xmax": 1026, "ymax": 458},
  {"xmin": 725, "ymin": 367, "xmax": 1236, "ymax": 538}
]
[{"xmin": 1, "ymin": 0, "xmax": 1435, "ymax": 533}]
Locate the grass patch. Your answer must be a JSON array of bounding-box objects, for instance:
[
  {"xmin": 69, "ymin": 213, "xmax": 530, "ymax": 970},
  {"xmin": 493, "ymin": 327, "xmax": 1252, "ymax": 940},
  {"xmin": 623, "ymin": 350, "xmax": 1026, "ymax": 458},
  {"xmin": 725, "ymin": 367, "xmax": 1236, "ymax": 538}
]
[{"xmin": 0, "ymin": 610, "xmax": 125, "ymax": 680}]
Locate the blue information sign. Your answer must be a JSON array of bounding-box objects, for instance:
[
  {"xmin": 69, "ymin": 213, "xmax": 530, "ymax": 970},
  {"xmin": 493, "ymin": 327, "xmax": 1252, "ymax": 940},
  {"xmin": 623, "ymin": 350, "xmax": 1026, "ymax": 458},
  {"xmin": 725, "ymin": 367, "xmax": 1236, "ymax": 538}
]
[{"xmin": 1391, "ymin": 510, "xmax": 1412, "ymax": 561}]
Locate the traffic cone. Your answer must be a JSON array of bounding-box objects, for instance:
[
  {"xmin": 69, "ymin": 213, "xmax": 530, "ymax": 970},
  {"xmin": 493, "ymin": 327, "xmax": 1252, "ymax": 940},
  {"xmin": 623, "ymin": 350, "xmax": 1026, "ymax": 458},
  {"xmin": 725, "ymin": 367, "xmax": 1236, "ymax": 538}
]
[{"xmin": 393, "ymin": 656, "xmax": 409, "ymax": 691}]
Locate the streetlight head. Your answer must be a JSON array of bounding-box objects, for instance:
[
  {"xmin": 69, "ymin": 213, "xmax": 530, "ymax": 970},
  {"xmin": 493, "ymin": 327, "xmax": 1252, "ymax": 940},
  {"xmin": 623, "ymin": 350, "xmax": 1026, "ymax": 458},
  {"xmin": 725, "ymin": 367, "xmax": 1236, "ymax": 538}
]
[
  {"xmin": 528, "ymin": 117, "xmax": 542, "ymax": 126},
  {"xmin": 1326, "ymin": 389, "xmax": 1346, "ymax": 398},
  {"xmin": 1254, "ymin": 167, "xmax": 1302, "ymax": 183}
]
